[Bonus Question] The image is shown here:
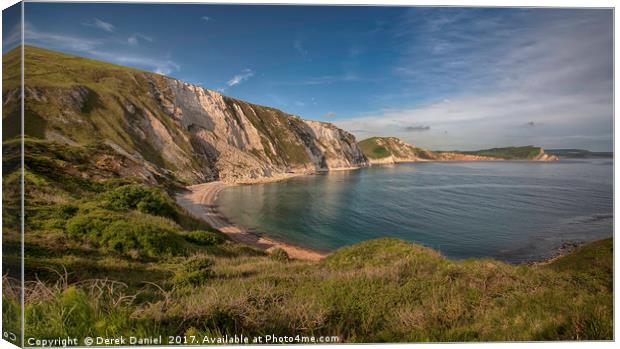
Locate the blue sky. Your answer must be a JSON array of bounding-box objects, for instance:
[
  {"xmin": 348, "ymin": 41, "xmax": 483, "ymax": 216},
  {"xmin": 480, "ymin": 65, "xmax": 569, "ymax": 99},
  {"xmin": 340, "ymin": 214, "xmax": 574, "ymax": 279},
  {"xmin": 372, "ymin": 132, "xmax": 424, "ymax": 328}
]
[{"xmin": 3, "ymin": 3, "xmax": 614, "ymax": 151}]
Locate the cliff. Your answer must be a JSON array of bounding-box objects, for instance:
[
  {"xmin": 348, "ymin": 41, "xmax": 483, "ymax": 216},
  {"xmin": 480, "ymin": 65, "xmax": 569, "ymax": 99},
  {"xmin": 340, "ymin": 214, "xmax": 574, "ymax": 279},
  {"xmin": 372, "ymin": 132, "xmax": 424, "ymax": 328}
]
[
  {"xmin": 358, "ymin": 137, "xmax": 435, "ymax": 164},
  {"xmin": 3, "ymin": 46, "xmax": 368, "ymax": 184},
  {"xmin": 358, "ymin": 137, "xmax": 559, "ymax": 164}
]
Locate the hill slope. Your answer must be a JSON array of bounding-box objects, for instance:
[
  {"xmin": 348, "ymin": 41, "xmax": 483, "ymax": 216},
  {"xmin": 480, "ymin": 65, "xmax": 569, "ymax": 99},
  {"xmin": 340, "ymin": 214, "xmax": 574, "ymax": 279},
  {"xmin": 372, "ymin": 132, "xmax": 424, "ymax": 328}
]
[
  {"xmin": 2, "ymin": 46, "xmax": 368, "ymax": 184},
  {"xmin": 358, "ymin": 137, "xmax": 559, "ymax": 164},
  {"xmin": 444, "ymin": 146, "xmax": 560, "ymax": 161},
  {"xmin": 358, "ymin": 137, "xmax": 435, "ymax": 164},
  {"xmin": 546, "ymin": 149, "xmax": 613, "ymax": 159}
]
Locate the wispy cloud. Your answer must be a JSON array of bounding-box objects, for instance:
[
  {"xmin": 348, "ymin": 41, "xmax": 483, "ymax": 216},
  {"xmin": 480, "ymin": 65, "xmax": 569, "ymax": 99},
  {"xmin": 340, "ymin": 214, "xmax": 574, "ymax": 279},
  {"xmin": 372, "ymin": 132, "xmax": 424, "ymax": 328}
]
[
  {"xmin": 293, "ymin": 74, "xmax": 360, "ymax": 86},
  {"xmin": 3, "ymin": 23, "xmax": 21, "ymax": 51},
  {"xmin": 200, "ymin": 16, "xmax": 211, "ymax": 22},
  {"xmin": 324, "ymin": 111, "xmax": 337, "ymax": 118},
  {"xmin": 82, "ymin": 18, "xmax": 115, "ymax": 32},
  {"xmin": 25, "ymin": 22, "xmax": 101, "ymax": 51},
  {"xmin": 24, "ymin": 23, "xmax": 178, "ymax": 75},
  {"xmin": 127, "ymin": 33, "xmax": 154, "ymax": 45},
  {"xmin": 404, "ymin": 125, "xmax": 430, "ymax": 132},
  {"xmin": 227, "ymin": 69, "xmax": 254, "ymax": 87},
  {"xmin": 88, "ymin": 49, "xmax": 179, "ymax": 75},
  {"xmin": 337, "ymin": 9, "xmax": 612, "ymax": 151}
]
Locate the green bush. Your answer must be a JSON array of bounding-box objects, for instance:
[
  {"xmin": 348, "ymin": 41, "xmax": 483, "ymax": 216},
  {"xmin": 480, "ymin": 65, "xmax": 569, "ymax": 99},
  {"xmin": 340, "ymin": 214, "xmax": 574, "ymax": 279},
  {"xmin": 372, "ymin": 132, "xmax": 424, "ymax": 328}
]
[
  {"xmin": 101, "ymin": 185, "xmax": 177, "ymax": 219},
  {"xmin": 65, "ymin": 208, "xmax": 122, "ymax": 239},
  {"xmin": 174, "ymin": 256, "xmax": 214, "ymax": 287},
  {"xmin": 66, "ymin": 208, "xmax": 184, "ymax": 258},
  {"xmin": 183, "ymin": 230, "xmax": 225, "ymax": 246},
  {"xmin": 270, "ymin": 248, "xmax": 289, "ymax": 262},
  {"xmin": 100, "ymin": 220, "xmax": 183, "ymax": 258}
]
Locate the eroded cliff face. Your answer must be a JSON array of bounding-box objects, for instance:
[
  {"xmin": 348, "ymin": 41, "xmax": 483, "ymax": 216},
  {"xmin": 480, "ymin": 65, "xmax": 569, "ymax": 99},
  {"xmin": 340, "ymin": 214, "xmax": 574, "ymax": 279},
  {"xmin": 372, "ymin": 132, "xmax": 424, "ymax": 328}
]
[
  {"xmin": 531, "ymin": 148, "xmax": 560, "ymax": 161},
  {"xmin": 157, "ymin": 79, "xmax": 369, "ymax": 182},
  {"xmin": 10, "ymin": 46, "xmax": 369, "ymax": 185}
]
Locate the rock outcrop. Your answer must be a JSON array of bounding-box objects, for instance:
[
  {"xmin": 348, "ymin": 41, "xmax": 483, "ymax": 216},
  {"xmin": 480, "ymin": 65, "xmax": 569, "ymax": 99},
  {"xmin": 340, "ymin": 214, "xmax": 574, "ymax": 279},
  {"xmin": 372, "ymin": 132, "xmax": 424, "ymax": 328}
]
[{"xmin": 531, "ymin": 148, "xmax": 560, "ymax": 161}]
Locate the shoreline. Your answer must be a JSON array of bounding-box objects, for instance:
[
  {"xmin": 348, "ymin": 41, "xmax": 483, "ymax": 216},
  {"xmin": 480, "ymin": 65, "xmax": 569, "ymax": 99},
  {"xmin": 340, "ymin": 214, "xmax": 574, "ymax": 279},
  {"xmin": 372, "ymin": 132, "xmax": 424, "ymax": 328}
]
[
  {"xmin": 175, "ymin": 162, "xmax": 594, "ymax": 264},
  {"xmin": 175, "ymin": 181, "xmax": 328, "ymax": 261}
]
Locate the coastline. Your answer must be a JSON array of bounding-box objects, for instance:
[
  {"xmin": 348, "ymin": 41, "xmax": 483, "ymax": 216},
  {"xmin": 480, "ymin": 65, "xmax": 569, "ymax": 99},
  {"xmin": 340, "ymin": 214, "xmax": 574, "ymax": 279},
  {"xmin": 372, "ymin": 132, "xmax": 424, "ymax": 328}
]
[
  {"xmin": 176, "ymin": 180, "xmax": 328, "ymax": 261},
  {"xmin": 175, "ymin": 160, "xmax": 580, "ymax": 264}
]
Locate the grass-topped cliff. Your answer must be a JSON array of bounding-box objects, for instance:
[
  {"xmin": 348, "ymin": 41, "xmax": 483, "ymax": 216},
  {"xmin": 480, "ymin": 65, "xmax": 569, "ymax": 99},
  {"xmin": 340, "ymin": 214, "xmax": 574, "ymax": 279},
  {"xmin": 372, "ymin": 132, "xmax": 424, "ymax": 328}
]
[
  {"xmin": 359, "ymin": 137, "xmax": 559, "ymax": 163},
  {"xmin": 440, "ymin": 146, "xmax": 553, "ymax": 160},
  {"xmin": 358, "ymin": 137, "xmax": 434, "ymax": 162},
  {"xmin": 2, "ymin": 139, "xmax": 613, "ymax": 342},
  {"xmin": 3, "ymin": 46, "xmax": 367, "ymax": 184}
]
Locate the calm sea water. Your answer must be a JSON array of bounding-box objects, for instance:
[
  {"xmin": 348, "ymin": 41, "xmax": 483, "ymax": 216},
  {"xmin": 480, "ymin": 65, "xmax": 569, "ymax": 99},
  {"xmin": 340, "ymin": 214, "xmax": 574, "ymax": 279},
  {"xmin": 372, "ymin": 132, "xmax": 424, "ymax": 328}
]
[{"xmin": 217, "ymin": 160, "xmax": 613, "ymax": 263}]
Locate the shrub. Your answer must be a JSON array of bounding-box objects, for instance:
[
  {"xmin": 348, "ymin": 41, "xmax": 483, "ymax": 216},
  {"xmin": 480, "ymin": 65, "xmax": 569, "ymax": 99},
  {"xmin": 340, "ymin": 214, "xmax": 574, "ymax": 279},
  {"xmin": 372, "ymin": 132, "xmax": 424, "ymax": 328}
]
[
  {"xmin": 66, "ymin": 208, "xmax": 184, "ymax": 258},
  {"xmin": 65, "ymin": 208, "xmax": 122, "ymax": 239},
  {"xmin": 101, "ymin": 185, "xmax": 177, "ymax": 219},
  {"xmin": 183, "ymin": 230, "xmax": 225, "ymax": 246},
  {"xmin": 100, "ymin": 220, "xmax": 183, "ymax": 258},
  {"xmin": 270, "ymin": 248, "xmax": 289, "ymax": 262},
  {"xmin": 174, "ymin": 256, "xmax": 214, "ymax": 287}
]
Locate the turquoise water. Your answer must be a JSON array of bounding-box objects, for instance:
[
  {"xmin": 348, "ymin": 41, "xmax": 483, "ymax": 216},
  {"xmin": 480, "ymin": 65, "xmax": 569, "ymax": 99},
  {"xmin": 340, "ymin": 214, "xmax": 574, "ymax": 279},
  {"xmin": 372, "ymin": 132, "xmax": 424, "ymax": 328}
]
[{"xmin": 216, "ymin": 160, "xmax": 613, "ymax": 262}]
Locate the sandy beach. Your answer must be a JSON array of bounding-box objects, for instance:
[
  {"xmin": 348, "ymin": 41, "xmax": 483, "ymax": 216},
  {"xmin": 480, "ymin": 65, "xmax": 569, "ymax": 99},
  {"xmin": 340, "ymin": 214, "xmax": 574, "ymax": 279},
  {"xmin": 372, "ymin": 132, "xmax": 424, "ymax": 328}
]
[{"xmin": 176, "ymin": 181, "xmax": 327, "ymax": 261}]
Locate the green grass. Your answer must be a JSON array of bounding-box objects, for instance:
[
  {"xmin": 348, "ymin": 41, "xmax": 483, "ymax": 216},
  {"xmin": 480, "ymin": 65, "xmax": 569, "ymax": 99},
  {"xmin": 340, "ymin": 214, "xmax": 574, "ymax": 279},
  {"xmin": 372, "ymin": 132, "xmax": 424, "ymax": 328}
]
[
  {"xmin": 358, "ymin": 137, "xmax": 391, "ymax": 159},
  {"xmin": 441, "ymin": 146, "xmax": 543, "ymax": 160},
  {"xmin": 3, "ymin": 46, "xmax": 205, "ymax": 182},
  {"xmin": 358, "ymin": 137, "xmax": 435, "ymax": 160}
]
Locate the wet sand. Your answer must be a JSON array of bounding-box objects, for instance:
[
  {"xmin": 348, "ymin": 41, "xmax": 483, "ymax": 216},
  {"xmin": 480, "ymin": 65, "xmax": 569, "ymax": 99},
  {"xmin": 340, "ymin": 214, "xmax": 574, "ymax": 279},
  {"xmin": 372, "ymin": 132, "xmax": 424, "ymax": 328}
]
[{"xmin": 176, "ymin": 181, "xmax": 327, "ymax": 261}]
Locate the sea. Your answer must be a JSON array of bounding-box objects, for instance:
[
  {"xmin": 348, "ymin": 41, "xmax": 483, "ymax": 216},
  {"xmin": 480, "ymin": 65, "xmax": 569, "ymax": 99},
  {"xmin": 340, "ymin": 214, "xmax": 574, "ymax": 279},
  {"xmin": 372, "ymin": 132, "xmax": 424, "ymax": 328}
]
[{"xmin": 216, "ymin": 159, "xmax": 613, "ymax": 263}]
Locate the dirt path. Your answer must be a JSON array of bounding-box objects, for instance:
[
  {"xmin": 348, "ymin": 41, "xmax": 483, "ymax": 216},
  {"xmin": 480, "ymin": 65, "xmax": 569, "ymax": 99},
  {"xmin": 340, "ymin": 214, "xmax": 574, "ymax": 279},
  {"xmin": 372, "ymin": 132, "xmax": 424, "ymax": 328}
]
[{"xmin": 175, "ymin": 182, "xmax": 327, "ymax": 261}]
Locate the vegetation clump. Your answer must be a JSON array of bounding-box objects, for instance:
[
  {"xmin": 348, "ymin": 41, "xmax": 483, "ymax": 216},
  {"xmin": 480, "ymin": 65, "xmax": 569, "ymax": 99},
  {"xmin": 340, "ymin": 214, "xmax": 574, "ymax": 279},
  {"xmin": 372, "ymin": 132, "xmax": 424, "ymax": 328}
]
[
  {"xmin": 269, "ymin": 248, "xmax": 290, "ymax": 262},
  {"xmin": 101, "ymin": 184, "xmax": 178, "ymax": 219},
  {"xmin": 452, "ymin": 146, "xmax": 542, "ymax": 160},
  {"xmin": 173, "ymin": 256, "xmax": 214, "ymax": 287},
  {"xmin": 183, "ymin": 230, "xmax": 225, "ymax": 246}
]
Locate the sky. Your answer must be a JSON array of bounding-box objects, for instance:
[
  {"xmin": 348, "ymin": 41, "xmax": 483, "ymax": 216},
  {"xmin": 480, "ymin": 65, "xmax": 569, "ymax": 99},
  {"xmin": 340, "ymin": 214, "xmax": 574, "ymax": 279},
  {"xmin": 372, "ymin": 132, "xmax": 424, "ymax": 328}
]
[{"xmin": 2, "ymin": 3, "xmax": 614, "ymax": 151}]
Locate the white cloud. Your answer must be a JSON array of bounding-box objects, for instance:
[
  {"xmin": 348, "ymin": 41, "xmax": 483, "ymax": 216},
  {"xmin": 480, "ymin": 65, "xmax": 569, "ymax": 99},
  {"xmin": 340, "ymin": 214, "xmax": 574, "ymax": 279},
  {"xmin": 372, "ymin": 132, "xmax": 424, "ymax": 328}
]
[
  {"xmin": 337, "ymin": 10, "xmax": 612, "ymax": 151},
  {"xmin": 25, "ymin": 22, "xmax": 101, "ymax": 51},
  {"xmin": 3, "ymin": 23, "xmax": 21, "ymax": 51},
  {"xmin": 201, "ymin": 16, "xmax": 210, "ymax": 22},
  {"xmin": 88, "ymin": 50, "xmax": 180, "ymax": 75},
  {"xmin": 227, "ymin": 69, "xmax": 254, "ymax": 87},
  {"xmin": 82, "ymin": 18, "xmax": 115, "ymax": 32},
  {"xmin": 128, "ymin": 33, "xmax": 154, "ymax": 45},
  {"xmin": 23, "ymin": 24, "xmax": 178, "ymax": 76}
]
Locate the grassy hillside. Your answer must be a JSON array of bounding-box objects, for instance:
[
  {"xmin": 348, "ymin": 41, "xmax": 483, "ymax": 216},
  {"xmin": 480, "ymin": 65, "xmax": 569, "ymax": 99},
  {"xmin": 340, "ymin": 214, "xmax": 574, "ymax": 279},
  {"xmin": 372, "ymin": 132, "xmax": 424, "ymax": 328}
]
[
  {"xmin": 4, "ymin": 46, "xmax": 368, "ymax": 184},
  {"xmin": 442, "ymin": 146, "xmax": 543, "ymax": 160},
  {"xmin": 358, "ymin": 137, "xmax": 433, "ymax": 160},
  {"xmin": 358, "ymin": 137, "xmax": 391, "ymax": 159},
  {"xmin": 546, "ymin": 149, "xmax": 613, "ymax": 159},
  {"xmin": 359, "ymin": 138, "xmax": 553, "ymax": 162},
  {"xmin": 3, "ymin": 45, "xmax": 207, "ymax": 182},
  {"xmin": 2, "ymin": 139, "xmax": 613, "ymax": 342}
]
